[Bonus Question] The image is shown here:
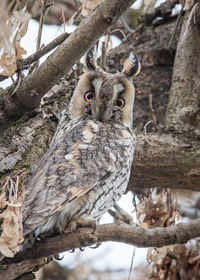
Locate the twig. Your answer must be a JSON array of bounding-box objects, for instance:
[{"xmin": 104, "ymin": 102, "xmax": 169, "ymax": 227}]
[
  {"xmin": 74, "ymin": 0, "xmax": 78, "ymax": 12},
  {"xmin": 168, "ymin": 0, "xmax": 186, "ymax": 49},
  {"xmin": 75, "ymin": 61, "xmax": 81, "ymax": 85},
  {"xmin": 113, "ymin": 204, "xmax": 134, "ymax": 225},
  {"xmin": 10, "ymin": 72, "xmax": 23, "ymax": 96},
  {"xmin": 46, "ymin": 3, "xmax": 66, "ymax": 31},
  {"xmin": 101, "ymin": 30, "xmax": 111, "ymax": 70},
  {"xmin": 31, "ymin": 0, "xmax": 45, "ymax": 72},
  {"xmin": 101, "ymin": 41, "xmax": 106, "ymax": 70},
  {"xmin": 128, "ymin": 246, "xmax": 135, "ymax": 280},
  {"xmin": 17, "ymin": 32, "xmax": 70, "ymax": 70},
  {"xmin": 149, "ymin": 93, "xmax": 159, "ymax": 130},
  {"xmin": 110, "ymin": 28, "xmax": 126, "ymax": 38},
  {"xmin": 143, "ymin": 120, "xmax": 154, "ymax": 134},
  {"xmin": 120, "ymin": 15, "xmax": 134, "ymax": 33},
  {"xmin": 0, "ymin": 32, "xmax": 70, "ymax": 82}
]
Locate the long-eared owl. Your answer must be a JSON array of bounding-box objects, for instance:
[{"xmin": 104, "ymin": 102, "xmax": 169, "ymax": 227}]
[{"xmin": 23, "ymin": 48, "xmax": 141, "ymax": 237}]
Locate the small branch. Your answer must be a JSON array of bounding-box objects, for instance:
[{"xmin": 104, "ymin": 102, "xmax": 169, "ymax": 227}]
[
  {"xmin": 120, "ymin": 15, "xmax": 134, "ymax": 33},
  {"xmin": 1, "ymin": 219, "xmax": 200, "ymax": 279},
  {"xmin": 168, "ymin": 0, "xmax": 186, "ymax": 49},
  {"xmin": 113, "ymin": 204, "xmax": 135, "ymax": 225},
  {"xmin": 148, "ymin": 93, "xmax": 158, "ymax": 130},
  {"xmin": 33, "ymin": 0, "xmax": 45, "ymax": 70},
  {"xmin": 0, "ymin": 32, "xmax": 70, "ymax": 82},
  {"xmin": 128, "ymin": 133, "xmax": 200, "ymax": 192},
  {"xmin": 17, "ymin": 32, "xmax": 70, "ymax": 70},
  {"xmin": 108, "ymin": 205, "xmax": 135, "ymax": 225}
]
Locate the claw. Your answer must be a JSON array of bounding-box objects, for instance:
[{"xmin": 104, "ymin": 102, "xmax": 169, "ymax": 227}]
[
  {"xmin": 69, "ymin": 249, "xmax": 75, "ymax": 253},
  {"xmin": 65, "ymin": 218, "xmax": 97, "ymax": 234},
  {"xmin": 89, "ymin": 243, "xmax": 102, "ymax": 249},
  {"xmin": 53, "ymin": 254, "xmax": 64, "ymax": 260},
  {"xmin": 79, "ymin": 247, "xmax": 85, "ymax": 251}
]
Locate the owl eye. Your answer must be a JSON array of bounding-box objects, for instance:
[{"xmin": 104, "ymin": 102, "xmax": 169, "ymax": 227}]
[
  {"xmin": 84, "ymin": 91, "xmax": 95, "ymax": 102},
  {"xmin": 114, "ymin": 97, "xmax": 125, "ymax": 108}
]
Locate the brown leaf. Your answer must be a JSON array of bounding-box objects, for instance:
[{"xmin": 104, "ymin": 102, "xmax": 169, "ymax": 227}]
[
  {"xmin": 80, "ymin": 0, "xmax": 102, "ymax": 17},
  {"xmin": 16, "ymin": 44, "xmax": 27, "ymax": 59},
  {"xmin": 0, "ymin": 53, "xmax": 17, "ymax": 76}
]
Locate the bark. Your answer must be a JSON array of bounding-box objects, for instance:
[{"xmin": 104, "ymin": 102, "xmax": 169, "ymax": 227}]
[
  {"xmin": 1, "ymin": 219, "xmax": 200, "ymax": 280},
  {"xmin": 165, "ymin": 5, "xmax": 200, "ymax": 134},
  {"xmin": 129, "ymin": 132, "xmax": 200, "ymax": 192}
]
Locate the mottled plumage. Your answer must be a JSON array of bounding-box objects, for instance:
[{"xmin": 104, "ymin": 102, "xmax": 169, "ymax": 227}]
[{"xmin": 23, "ymin": 49, "xmax": 141, "ymax": 237}]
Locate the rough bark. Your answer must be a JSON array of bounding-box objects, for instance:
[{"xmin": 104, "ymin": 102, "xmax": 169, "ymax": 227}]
[
  {"xmin": 129, "ymin": 132, "xmax": 200, "ymax": 192},
  {"xmin": 165, "ymin": 5, "xmax": 200, "ymax": 134}
]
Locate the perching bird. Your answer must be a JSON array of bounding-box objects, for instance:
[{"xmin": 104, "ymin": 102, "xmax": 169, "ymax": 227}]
[{"xmin": 22, "ymin": 48, "xmax": 141, "ymax": 237}]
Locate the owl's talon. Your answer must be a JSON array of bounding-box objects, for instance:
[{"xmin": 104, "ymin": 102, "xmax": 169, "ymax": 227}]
[
  {"xmin": 79, "ymin": 247, "xmax": 85, "ymax": 251},
  {"xmin": 89, "ymin": 242, "xmax": 102, "ymax": 249},
  {"xmin": 53, "ymin": 254, "xmax": 64, "ymax": 260},
  {"xmin": 66, "ymin": 218, "xmax": 97, "ymax": 234},
  {"xmin": 69, "ymin": 249, "xmax": 75, "ymax": 253}
]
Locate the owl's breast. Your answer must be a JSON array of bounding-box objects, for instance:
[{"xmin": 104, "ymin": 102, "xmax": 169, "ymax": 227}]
[{"xmin": 54, "ymin": 121, "xmax": 135, "ymax": 228}]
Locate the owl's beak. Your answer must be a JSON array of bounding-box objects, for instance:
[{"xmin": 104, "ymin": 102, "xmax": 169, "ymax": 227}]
[
  {"xmin": 97, "ymin": 109, "xmax": 104, "ymax": 122},
  {"xmin": 92, "ymin": 106, "xmax": 111, "ymax": 122}
]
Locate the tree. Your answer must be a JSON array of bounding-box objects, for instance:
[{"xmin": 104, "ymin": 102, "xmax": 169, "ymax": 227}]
[{"xmin": 0, "ymin": 0, "xmax": 200, "ymax": 279}]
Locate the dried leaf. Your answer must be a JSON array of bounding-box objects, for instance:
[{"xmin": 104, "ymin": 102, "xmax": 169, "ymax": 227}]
[
  {"xmin": 0, "ymin": 53, "xmax": 17, "ymax": 76},
  {"xmin": 67, "ymin": 12, "xmax": 77, "ymax": 26},
  {"xmin": 13, "ymin": 7, "xmax": 31, "ymax": 23},
  {"xmin": 80, "ymin": 0, "xmax": 102, "ymax": 17},
  {"xmin": 16, "ymin": 44, "xmax": 27, "ymax": 59},
  {"xmin": 150, "ymin": 247, "xmax": 169, "ymax": 265},
  {"xmin": 0, "ymin": 241, "xmax": 14, "ymax": 258},
  {"xmin": 19, "ymin": 21, "xmax": 29, "ymax": 38},
  {"xmin": 0, "ymin": 175, "xmax": 25, "ymax": 258}
]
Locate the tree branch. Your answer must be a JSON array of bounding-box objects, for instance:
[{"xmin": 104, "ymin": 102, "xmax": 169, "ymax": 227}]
[
  {"xmin": 0, "ymin": 0, "xmax": 136, "ymax": 134},
  {"xmin": 128, "ymin": 133, "xmax": 200, "ymax": 193},
  {"xmin": 1, "ymin": 219, "xmax": 200, "ymax": 279},
  {"xmin": 22, "ymin": 32, "xmax": 70, "ymax": 71}
]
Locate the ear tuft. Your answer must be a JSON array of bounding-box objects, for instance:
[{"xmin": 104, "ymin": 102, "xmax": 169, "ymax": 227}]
[
  {"xmin": 84, "ymin": 47, "xmax": 98, "ymax": 71},
  {"xmin": 122, "ymin": 52, "xmax": 141, "ymax": 77}
]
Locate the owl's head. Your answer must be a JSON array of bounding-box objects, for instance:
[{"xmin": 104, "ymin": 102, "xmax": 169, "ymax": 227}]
[{"xmin": 69, "ymin": 48, "xmax": 141, "ymax": 127}]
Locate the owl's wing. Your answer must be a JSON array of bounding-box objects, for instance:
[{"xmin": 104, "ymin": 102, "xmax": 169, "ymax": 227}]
[{"xmin": 23, "ymin": 120, "xmax": 125, "ymax": 234}]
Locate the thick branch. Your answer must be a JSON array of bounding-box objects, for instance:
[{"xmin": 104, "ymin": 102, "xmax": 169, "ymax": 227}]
[
  {"xmin": 1, "ymin": 219, "xmax": 200, "ymax": 279},
  {"xmin": 0, "ymin": 0, "xmax": 136, "ymax": 134},
  {"xmin": 128, "ymin": 133, "xmax": 200, "ymax": 192}
]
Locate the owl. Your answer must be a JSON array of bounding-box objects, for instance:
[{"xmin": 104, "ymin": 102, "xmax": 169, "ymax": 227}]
[{"xmin": 22, "ymin": 48, "xmax": 141, "ymax": 237}]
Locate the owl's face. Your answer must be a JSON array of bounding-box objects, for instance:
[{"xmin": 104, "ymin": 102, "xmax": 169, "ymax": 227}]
[{"xmin": 69, "ymin": 49, "xmax": 141, "ymax": 127}]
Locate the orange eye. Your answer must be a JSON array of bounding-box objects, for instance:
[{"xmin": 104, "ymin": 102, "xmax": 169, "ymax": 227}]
[
  {"xmin": 84, "ymin": 91, "xmax": 95, "ymax": 102},
  {"xmin": 114, "ymin": 97, "xmax": 125, "ymax": 108}
]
